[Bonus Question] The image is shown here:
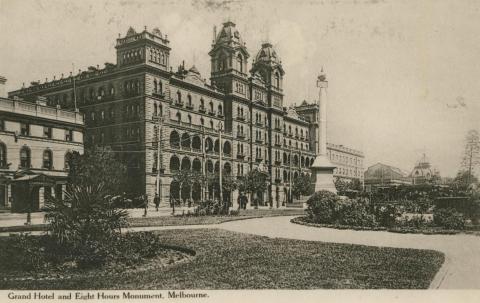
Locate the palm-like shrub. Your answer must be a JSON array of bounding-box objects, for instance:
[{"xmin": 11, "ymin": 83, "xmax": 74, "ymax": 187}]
[{"xmin": 44, "ymin": 184, "xmax": 128, "ymax": 268}]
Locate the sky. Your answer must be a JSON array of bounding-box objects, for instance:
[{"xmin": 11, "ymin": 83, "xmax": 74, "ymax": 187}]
[{"xmin": 1, "ymin": 0, "xmax": 479, "ymax": 177}]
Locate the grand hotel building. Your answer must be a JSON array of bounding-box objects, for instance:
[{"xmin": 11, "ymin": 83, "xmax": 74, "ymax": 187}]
[{"xmin": 8, "ymin": 22, "xmax": 363, "ymax": 207}]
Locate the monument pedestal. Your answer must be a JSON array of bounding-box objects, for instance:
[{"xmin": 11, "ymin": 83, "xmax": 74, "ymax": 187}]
[{"xmin": 310, "ymin": 155, "xmax": 337, "ymax": 194}]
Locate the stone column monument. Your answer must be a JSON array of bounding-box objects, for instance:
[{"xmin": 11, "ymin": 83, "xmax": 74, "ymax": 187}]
[{"xmin": 310, "ymin": 69, "xmax": 337, "ymax": 193}]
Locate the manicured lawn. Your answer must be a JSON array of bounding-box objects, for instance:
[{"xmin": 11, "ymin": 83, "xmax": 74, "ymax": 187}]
[{"xmin": 0, "ymin": 228, "xmax": 444, "ymax": 289}]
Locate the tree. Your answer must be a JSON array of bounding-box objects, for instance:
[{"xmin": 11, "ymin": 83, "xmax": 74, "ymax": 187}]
[
  {"xmin": 453, "ymin": 170, "xmax": 479, "ymax": 191},
  {"xmin": 238, "ymin": 169, "xmax": 269, "ymax": 208},
  {"xmin": 461, "ymin": 129, "xmax": 480, "ymax": 186},
  {"xmin": 292, "ymin": 173, "xmax": 313, "ymax": 198},
  {"xmin": 67, "ymin": 146, "xmax": 127, "ymax": 196}
]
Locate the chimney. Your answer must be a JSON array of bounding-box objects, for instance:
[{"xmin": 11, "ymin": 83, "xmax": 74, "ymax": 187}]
[{"xmin": 0, "ymin": 76, "xmax": 6, "ymax": 98}]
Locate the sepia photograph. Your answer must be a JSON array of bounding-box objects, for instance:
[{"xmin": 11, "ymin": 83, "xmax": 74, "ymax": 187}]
[{"xmin": 0, "ymin": 0, "xmax": 479, "ymax": 301}]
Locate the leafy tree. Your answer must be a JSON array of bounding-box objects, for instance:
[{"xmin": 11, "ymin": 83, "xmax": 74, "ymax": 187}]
[
  {"xmin": 238, "ymin": 169, "xmax": 269, "ymax": 207},
  {"xmin": 461, "ymin": 129, "xmax": 480, "ymax": 186},
  {"xmin": 292, "ymin": 173, "xmax": 314, "ymax": 198},
  {"xmin": 453, "ymin": 170, "xmax": 479, "ymax": 190},
  {"xmin": 67, "ymin": 146, "xmax": 127, "ymax": 196},
  {"xmin": 334, "ymin": 177, "xmax": 361, "ymax": 195}
]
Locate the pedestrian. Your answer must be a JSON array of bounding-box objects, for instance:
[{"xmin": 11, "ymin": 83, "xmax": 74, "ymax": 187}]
[
  {"xmin": 242, "ymin": 194, "xmax": 248, "ymax": 210},
  {"xmin": 237, "ymin": 192, "xmax": 242, "ymax": 210},
  {"xmin": 142, "ymin": 194, "xmax": 148, "ymax": 217},
  {"xmin": 154, "ymin": 193, "xmax": 160, "ymax": 211}
]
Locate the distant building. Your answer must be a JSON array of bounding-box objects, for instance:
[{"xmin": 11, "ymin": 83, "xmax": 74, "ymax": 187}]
[
  {"xmin": 364, "ymin": 163, "xmax": 411, "ymax": 190},
  {"xmin": 0, "ymin": 83, "xmax": 84, "ymax": 211},
  {"xmin": 409, "ymin": 154, "xmax": 439, "ymax": 185}
]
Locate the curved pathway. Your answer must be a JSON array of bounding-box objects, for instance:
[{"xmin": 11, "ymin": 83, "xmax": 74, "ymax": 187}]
[
  {"xmin": 5, "ymin": 215, "xmax": 479, "ymax": 288},
  {"xmin": 215, "ymin": 216, "xmax": 480, "ymax": 289}
]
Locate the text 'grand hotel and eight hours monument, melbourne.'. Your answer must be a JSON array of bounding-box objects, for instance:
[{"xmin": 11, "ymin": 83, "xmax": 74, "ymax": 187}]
[{"xmin": 8, "ymin": 22, "xmax": 363, "ymax": 207}]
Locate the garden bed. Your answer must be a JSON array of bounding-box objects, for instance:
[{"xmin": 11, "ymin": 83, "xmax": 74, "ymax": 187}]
[
  {"xmin": 0, "ymin": 229, "xmax": 444, "ymax": 289},
  {"xmin": 291, "ymin": 216, "xmax": 461, "ymax": 235},
  {"xmin": 0, "ymin": 232, "xmax": 196, "ymax": 287}
]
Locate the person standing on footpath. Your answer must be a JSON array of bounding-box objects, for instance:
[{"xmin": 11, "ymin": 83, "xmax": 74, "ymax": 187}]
[
  {"xmin": 154, "ymin": 193, "xmax": 160, "ymax": 211},
  {"xmin": 142, "ymin": 194, "xmax": 148, "ymax": 217}
]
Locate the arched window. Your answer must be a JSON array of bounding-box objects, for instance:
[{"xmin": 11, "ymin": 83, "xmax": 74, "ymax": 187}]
[
  {"xmin": 153, "ymin": 80, "xmax": 158, "ymax": 93},
  {"xmin": 187, "ymin": 115, "xmax": 192, "ymax": 124},
  {"xmin": 223, "ymin": 141, "xmax": 231, "ymax": 155},
  {"xmin": 237, "ymin": 54, "xmax": 243, "ymax": 73},
  {"xmin": 210, "ymin": 120, "xmax": 214, "ymax": 129},
  {"xmin": 0, "ymin": 142, "xmax": 6, "ymax": 167},
  {"xmin": 20, "ymin": 146, "xmax": 31, "ymax": 168},
  {"xmin": 181, "ymin": 157, "xmax": 191, "ymax": 171},
  {"xmin": 187, "ymin": 95, "xmax": 192, "ymax": 106},
  {"xmin": 209, "ymin": 101, "xmax": 214, "ymax": 113},
  {"xmin": 158, "ymin": 81, "xmax": 163, "ymax": 94},
  {"xmin": 181, "ymin": 133, "xmax": 191, "ymax": 149},
  {"xmin": 170, "ymin": 131, "xmax": 180, "ymax": 147},
  {"xmin": 192, "ymin": 136, "xmax": 202, "ymax": 151},
  {"xmin": 218, "ymin": 104, "xmax": 223, "ymax": 115},
  {"xmin": 177, "ymin": 91, "xmax": 182, "ymax": 103},
  {"xmin": 200, "ymin": 117, "xmax": 204, "ymax": 126},
  {"xmin": 154, "ymin": 103, "xmax": 158, "ymax": 116},
  {"xmin": 170, "ymin": 155, "xmax": 180, "ymax": 171},
  {"xmin": 274, "ymin": 72, "xmax": 280, "ymax": 88},
  {"xmin": 176, "ymin": 112, "xmax": 181, "ymax": 122}
]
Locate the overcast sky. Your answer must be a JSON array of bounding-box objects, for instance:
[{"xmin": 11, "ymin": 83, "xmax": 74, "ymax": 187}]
[{"xmin": 1, "ymin": 0, "xmax": 479, "ymax": 177}]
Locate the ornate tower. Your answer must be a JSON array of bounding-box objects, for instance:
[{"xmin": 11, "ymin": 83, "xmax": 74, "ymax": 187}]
[
  {"xmin": 250, "ymin": 43, "xmax": 285, "ymax": 107},
  {"xmin": 209, "ymin": 21, "xmax": 249, "ymax": 93},
  {"xmin": 311, "ymin": 69, "xmax": 337, "ymax": 193},
  {"xmin": 115, "ymin": 26, "xmax": 171, "ymax": 71}
]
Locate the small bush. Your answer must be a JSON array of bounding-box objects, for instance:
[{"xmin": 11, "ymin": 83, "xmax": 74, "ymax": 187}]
[
  {"xmin": 193, "ymin": 200, "xmax": 229, "ymax": 216},
  {"xmin": 306, "ymin": 191, "xmax": 341, "ymax": 224},
  {"xmin": 337, "ymin": 199, "xmax": 377, "ymax": 227},
  {"xmin": 375, "ymin": 204, "xmax": 402, "ymax": 227},
  {"xmin": 433, "ymin": 207, "xmax": 465, "ymax": 230}
]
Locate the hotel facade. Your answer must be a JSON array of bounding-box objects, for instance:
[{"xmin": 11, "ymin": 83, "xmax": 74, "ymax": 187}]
[{"xmin": 8, "ymin": 22, "xmax": 362, "ymax": 207}]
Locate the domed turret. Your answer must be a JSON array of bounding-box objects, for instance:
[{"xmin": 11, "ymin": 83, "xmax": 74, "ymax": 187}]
[
  {"xmin": 254, "ymin": 43, "xmax": 281, "ymax": 66},
  {"xmin": 213, "ymin": 21, "xmax": 245, "ymax": 49},
  {"xmin": 209, "ymin": 21, "xmax": 250, "ymax": 91},
  {"xmin": 126, "ymin": 26, "xmax": 136, "ymax": 37}
]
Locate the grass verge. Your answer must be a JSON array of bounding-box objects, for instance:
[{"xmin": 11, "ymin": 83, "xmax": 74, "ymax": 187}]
[
  {"xmin": 0, "ymin": 209, "xmax": 306, "ymax": 232},
  {"xmin": 0, "ymin": 228, "xmax": 444, "ymax": 289}
]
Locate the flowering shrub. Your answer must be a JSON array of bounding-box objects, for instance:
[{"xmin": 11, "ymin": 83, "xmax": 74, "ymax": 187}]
[
  {"xmin": 433, "ymin": 208, "xmax": 465, "ymax": 230},
  {"xmin": 375, "ymin": 204, "xmax": 403, "ymax": 227},
  {"xmin": 400, "ymin": 215, "xmax": 429, "ymax": 229}
]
